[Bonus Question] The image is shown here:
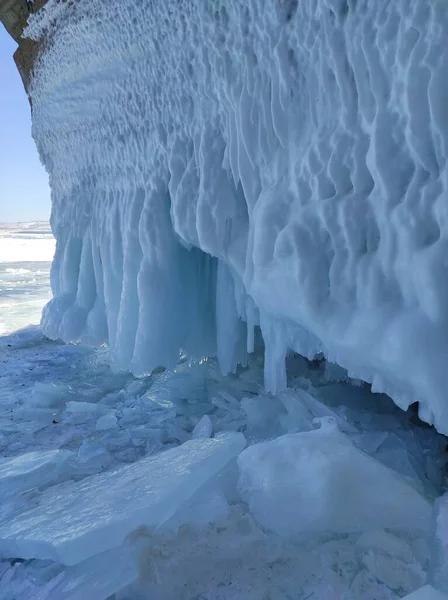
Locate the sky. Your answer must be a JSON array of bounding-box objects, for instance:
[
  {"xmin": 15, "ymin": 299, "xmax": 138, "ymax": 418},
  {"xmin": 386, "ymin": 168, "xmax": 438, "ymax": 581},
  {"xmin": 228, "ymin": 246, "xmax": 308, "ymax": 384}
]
[{"xmin": 0, "ymin": 24, "xmax": 51, "ymax": 223}]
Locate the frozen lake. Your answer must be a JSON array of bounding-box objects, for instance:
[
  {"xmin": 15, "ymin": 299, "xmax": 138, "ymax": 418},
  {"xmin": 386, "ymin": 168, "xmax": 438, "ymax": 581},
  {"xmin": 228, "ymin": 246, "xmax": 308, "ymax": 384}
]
[{"xmin": 0, "ymin": 222, "xmax": 55, "ymax": 336}]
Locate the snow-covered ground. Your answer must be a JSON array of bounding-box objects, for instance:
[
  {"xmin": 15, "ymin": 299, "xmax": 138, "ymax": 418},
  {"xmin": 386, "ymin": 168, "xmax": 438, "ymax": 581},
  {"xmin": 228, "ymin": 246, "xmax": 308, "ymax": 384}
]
[{"xmin": 0, "ymin": 229, "xmax": 447, "ymax": 598}]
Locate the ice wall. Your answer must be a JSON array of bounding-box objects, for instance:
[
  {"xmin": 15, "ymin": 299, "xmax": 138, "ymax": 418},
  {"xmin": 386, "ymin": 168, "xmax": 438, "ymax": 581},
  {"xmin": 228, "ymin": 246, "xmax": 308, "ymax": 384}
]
[{"xmin": 27, "ymin": 0, "xmax": 448, "ymax": 432}]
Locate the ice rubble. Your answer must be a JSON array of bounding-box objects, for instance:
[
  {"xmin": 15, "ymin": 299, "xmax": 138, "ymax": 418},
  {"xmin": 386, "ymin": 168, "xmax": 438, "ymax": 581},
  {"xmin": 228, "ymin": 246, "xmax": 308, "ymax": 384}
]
[
  {"xmin": 0, "ymin": 433, "xmax": 245, "ymax": 565},
  {"xmin": 0, "ymin": 329, "xmax": 447, "ymax": 598},
  {"xmin": 24, "ymin": 0, "xmax": 448, "ymax": 432}
]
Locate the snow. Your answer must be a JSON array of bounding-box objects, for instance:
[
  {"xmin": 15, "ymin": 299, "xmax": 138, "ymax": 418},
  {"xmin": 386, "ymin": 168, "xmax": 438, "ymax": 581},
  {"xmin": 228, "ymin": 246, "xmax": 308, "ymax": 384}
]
[
  {"xmin": 23, "ymin": 0, "xmax": 448, "ymax": 432},
  {"xmin": 0, "ymin": 233, "xmax": 54, "ymax": 264},
  {"xmin": 0, "ymin": 433, "xmax": 245, "ymax": 565}
]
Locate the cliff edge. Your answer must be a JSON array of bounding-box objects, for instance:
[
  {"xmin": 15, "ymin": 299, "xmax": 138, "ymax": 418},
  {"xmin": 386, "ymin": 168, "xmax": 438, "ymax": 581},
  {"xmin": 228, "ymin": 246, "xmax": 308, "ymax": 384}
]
[{"xmin": 0, "ymin": 0, "xmax": 49, "ymax": 92}]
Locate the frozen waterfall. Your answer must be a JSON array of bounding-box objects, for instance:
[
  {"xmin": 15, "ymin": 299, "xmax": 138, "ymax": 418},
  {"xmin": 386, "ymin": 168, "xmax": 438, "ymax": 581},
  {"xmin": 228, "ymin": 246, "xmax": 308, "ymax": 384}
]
[{"xmin": 26, "ymin": 0, "xmax": 448, "ymax": 432}]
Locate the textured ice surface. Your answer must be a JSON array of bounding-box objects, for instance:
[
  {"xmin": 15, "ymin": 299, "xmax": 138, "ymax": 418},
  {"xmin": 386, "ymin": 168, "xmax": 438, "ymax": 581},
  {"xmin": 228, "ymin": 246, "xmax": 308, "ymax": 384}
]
[
  {"xmin": 0, "ymin": 329, "xmax": 446, "ymax": 599},
  {"xmin": 0, "ymin": 547, "xmax": 138, "ymax": 600},
  {"xmin": 30, "ymin": 382, "xmax": 69, "ymax": 410},
  {"xmin": 432, "ymin": 493, "xmax": 448, "ymax": 593},
  {"xmin": 403, "ymin": 586, "xmax": 448, "ymax": 600},
  {"xmin": 0, "ymin": 450, "xmax": 73, "ymax": 498},
  {"xmin": 278, "ymin": 387, "xmax": 358, "ymax": 434},
  {"xmin": 117, "ymin": 506, "xmax": 417, "ymax": 600},
  {"xmin": 40, "ymin": 547, "xmax": 138, "ymax": 600},
  {"xmin": 192, "ymin": 414, "xmax": 213, "ymax": 439},
  {"xmin": 0, "ymin": 433, "xmax": 245, "ymax": 565},
  {"xmin": 26, "ymin": 0, "xmax": 448, "ymax": 431},
  {"xmin": 164, "ymin": 484, "xmax": 230, "ymax": 532},
  {"xmin": 238, "ymin": 420, "xmax": 432, "ymax": 536},
  {"xmin": 356, "ymin": 530, "xmax": 416, "ymax": 563}
]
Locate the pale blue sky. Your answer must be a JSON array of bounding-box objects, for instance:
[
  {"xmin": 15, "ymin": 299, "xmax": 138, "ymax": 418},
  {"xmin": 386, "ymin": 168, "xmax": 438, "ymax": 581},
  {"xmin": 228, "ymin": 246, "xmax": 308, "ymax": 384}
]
[{"xmin": 0, "ymin": 24, "xmax": 51, "ymax": 223}]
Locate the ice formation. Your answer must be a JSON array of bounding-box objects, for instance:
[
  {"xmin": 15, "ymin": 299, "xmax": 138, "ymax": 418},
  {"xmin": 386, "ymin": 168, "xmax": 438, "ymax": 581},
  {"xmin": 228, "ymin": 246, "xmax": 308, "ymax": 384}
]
[
  {"xmin": 26, "ymin": 0, "xmax": 448, "ymax": 430},
  {"xmin": 0, "ymin": 450, "xmax": 73, "ymax": 499},
  {"xmin": 0, "ymin": 328, "xmax": 446, "ymax": 599},
  {"xmin": 0, "ymin": 433, "xmax": 245, "ymax": 565},
  {"xmin": 238, "ymin": 419, "xmax": 432, "ymax": 536},
  {"xmin": 432, "ymin": 493, "xmax": 448, "ymax": 593},
  {"xmin": 403, "ymin": 586, "xmax": 448, "ymax": 600},
  {"xmin": 37, "ymin": 546, "xmax": 139, "ymax": 600}
]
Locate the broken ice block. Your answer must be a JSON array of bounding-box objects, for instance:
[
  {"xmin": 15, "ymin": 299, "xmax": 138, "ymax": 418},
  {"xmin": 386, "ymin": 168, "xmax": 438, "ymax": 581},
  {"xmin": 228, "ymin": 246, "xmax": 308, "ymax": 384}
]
[
  {"xmin": 192, "ymin": 415, "xmax": 213, "ymax": 439},
  {"xmin": 71, "ymin": 442, "xmax": 113, "ymax": 477},
  {"xmin": 0, "ymin": 432, "xmax": 245, "ymax": 566},
  {"xmin": 431, "ymin": 493, "xmax": 448, "ymax": 593},
  {"xmin": 238, "ymin": 421, "xmax": 431, "ymax": 536},
  {"xmin": 40, "ymin": 546, "xmax": 138, "ymax": 600},
  {"xmin": 95, "ymin": 413, "xmax": 118, "ymax": 431},
  {"xmin": 402, "ymin": 585, "xmax": 448, "ymax": 599},
  {"xmin": 356, "ymin": 530, "xmax": 414, "ymax": 563},
  {"xmin": 164, "ymin": 485, "xmax": 229, "ymax": 532},
  {"xmin": 31, "ymin": 382, "xmax": 70, "ymax": 410},
  {"xmin": 0, "ymin": 450, "xmax": 74, "ymax": 498},
  {"xmin": 278, "ymin": 388, "xmax": 358, "ymax": 434},
  {"xmin": 64, "ymin": 401, "xmax": 105, "ymax": 424}
]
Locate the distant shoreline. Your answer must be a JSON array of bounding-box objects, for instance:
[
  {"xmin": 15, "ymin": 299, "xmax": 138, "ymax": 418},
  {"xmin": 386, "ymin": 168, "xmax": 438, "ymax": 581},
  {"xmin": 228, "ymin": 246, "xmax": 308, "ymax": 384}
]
[{"xmin": 0, "ymin": 221, "xmax": 52, "ymax": 234}]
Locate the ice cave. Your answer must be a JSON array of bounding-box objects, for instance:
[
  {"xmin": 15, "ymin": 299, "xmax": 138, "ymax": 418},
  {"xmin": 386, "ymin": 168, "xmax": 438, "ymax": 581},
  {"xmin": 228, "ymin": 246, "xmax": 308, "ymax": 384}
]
[{"xmin": 0, "ymin": 0, "xmax": 448, "ymax": 598}]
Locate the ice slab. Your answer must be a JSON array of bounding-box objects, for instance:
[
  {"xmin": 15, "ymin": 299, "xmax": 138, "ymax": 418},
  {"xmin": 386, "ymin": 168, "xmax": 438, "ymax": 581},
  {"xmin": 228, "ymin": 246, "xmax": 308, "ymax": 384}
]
[
  {"xmin": 356, "ymin": 530, "xmax": 414, "ymax": 563},
  {"xmin": 192, "ymin": 415, "xmax": 213, "ymax": 439},
  {"xmin": 238, "ymin": 421, "xmax": 432, "ymax": 536},
  {"xmin": 70, "ymin": 442, "xmax": 113, "ymax": 477},
  {"xmin": 64, "ymin": 401, "xmax": 106, "ymax": 424},
  {"xmin": 0, "ymin": 432, "xmax": 245, "ymax": 566},
  {"xmin": 30, "ymin": 382, "xmax": 70, "ymax": 410},
  {"xmin": 241, "ymin": 394, "xmax": 283, "ymax": 430},
  {"xmin": 0, "ymin": 450, "xmax": 73, "ymax": 498},
  {"xmin": 95, "ymin": 413, "xmax": 117, "ymax": 431},
  {"xmin": 165, "ymin": 484, "xmax": 229, "ymax": 532},
  {"xmin": 41, "ymin": 546, "xmax": 138, "ymax": 600},
  {"xmin": 403, "ymin": 585, "xmax": 448, "ymax": 600},
  {"xmin": 279, "ymin": 388, "xmax": 358, "ymax": 434},
  {"xmin": 432, "ymin": 493, "xmax": 448, "ymax": 593}
]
